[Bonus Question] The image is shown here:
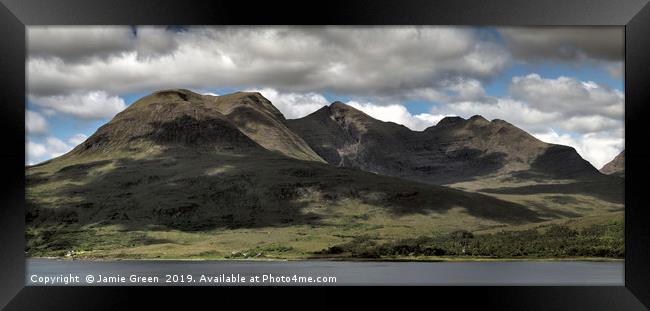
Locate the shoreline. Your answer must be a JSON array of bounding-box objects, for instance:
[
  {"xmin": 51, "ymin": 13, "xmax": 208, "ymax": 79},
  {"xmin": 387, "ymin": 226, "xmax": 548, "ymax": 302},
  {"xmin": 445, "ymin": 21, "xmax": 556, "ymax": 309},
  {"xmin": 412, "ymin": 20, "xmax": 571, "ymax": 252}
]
[{"xmin": 28, "ymin": 256, "xmax": 624, "ymax": 263}]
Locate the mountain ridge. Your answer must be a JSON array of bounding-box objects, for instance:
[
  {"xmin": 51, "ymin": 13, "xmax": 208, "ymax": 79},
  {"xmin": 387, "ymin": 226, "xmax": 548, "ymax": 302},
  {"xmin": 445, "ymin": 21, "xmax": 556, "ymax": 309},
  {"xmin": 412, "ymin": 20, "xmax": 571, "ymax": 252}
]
[
  {"xmin": 41, "ymin": 89, "xmax": 604, "ymax": 186},
  {"xmin": 288, "ymin": 101, "xmax": 602, "ymax": 184}
]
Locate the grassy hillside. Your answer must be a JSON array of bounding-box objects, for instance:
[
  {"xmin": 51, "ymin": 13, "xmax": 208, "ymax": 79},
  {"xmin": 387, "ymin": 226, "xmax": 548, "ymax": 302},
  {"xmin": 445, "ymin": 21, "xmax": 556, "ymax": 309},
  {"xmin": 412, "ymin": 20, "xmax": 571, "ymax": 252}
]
[
  {"xmin": 26, "ymin": 147, "xmax": 623, "ymax": 260},
  {"xmin": 26, "ymin": 146, "xmax": 549, "ymax": 258}
]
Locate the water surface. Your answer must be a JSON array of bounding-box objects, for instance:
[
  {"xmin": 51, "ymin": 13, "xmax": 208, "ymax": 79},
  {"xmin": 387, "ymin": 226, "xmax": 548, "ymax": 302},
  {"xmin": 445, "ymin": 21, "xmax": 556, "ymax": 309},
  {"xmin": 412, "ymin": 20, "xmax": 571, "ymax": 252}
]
[{"xmin": 26, "ymin": 258, "xmax": 624, "ymax": 286}]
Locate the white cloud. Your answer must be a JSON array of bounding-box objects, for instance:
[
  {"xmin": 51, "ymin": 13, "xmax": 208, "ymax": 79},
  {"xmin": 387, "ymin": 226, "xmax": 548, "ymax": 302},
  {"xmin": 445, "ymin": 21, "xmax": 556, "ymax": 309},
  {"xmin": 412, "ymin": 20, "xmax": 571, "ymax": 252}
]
[
  {"xmin": 560, "ymin": 115, "xmax": 620, "ymax": 133},
  {"xmin": 509, "ymin": 74, "xmax": 624, "ymax": 120},
  {"xmin": 68, "ymin": 133, "xmax": 88, "ymax": 146},
  {"xmin": 26, "ymin": 142, "xmax": 47, "ymax": 163},
  {"xmin": 246, "ymin": 88, "xmax": 329, "ymax": 119},
  {"xmin": 44, "ymin": 137, "xmax": 72, "ymax": 157},
  {"xmin": 27, "ymin": 26, "xmax": 510, "ymax": 100},
  {"xmin": 26, "ymin": 134, "xmax": 88, "ymax": 165},
  {"xmin": 444, "ymin": 78, "xmax": 488, "ymax": 102},
  {"xmin": 29, "ymin": 91, "xmax": 127, "ymax": 120},
  {"xmin": 347, "ymin": 101, "xmax": 448, "ymax": 131},
  {"xmin": 532, "ymin": 129, "xmax": 623, "ymax": 169},
  {"xmin": 26, "ymin": 110, "xmax": 48, "ymax": 135},
  {"xmin": 433, "ymin": 98, "xmax": 560, "ymax": 133}
]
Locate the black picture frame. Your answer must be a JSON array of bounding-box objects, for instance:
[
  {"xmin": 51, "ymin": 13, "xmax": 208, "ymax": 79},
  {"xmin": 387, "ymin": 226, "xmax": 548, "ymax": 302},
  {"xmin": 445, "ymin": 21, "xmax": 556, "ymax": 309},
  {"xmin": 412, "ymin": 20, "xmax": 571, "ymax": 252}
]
[{"xmin": 1, "ymin": 0, "xmax": 649, "ymax": 309}]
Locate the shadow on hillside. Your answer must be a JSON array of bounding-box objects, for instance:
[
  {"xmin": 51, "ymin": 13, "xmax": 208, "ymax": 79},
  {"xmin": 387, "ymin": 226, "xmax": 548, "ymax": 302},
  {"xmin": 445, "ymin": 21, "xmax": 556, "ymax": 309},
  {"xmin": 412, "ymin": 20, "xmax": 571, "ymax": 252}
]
[
  {"xmin": 393, "ymin": 149, "xmax": 511, "ymax": 185},
  {"xmin": 129, "ymin": 115, "xmax": 261, "ymax": 151},
  {"xmin": 27, "ymin": 154, "xmax": 321, "ymax": 232},
  {"xmin": 26, "ymin": 116, "xmax": 548, "ymax": 234},
  {"xmin": 27, "ymin": 155, "xmax": 544, "ymax": 234},
  {"xmin": 529, "ymin": 145, "xmax": 602, "ymax": 180},
  {"xmin": 478, "ymin": 179, "xmax": 624, "ymax": 205},
  {"xmin": 476, "ymin": 146, "xmax": 624, "ymax": 205}
]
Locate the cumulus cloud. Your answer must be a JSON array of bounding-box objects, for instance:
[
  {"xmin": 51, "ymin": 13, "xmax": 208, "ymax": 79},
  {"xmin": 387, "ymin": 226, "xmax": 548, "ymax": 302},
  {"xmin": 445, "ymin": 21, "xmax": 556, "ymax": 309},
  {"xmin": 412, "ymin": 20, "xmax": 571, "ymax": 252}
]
[
  {"xmin": 26, "ymin": 142, "xmax": 47, "ymax": 163},
  {"xmin": 67, "ymin": 133, "xmax": 88, "ymax": 146},
  {"xmin": 509, "ymin": 74, "xmax": 624, "ymax": 120},
  {"xmin": 497, "ymin": 27, "xmax": 624, "ymax": 62},
  {"xmin": 26, "ymin": 110, "xmax": 48, "ymax": 135},
  {"xmin": 347, "ymin": 101, "xmax": 449, "ymax": 131},
  {"xmin": 560, "ymin": 115, "xmax": 621, "ymax": 133},
  {"xmin": 29, "ymin": 91, "xmax": 127, "ymax": 120},
  {"xmin": 248, "ymin": 88, "xmax": 330, "ymax": 119},
  {"xmin": 434, "ymin": 98, "xmax": 560, "ymax": 133},
  {"xmin": 27, "ymin": 26, "xmax": 509, "ymax": 99},
  {"xmin": 26, "ymin": 134, "xmax": 86, "ymax": 165},
  {"xmin": 533, "ymin": 129, "xmax": 623, "ymax": 169}
]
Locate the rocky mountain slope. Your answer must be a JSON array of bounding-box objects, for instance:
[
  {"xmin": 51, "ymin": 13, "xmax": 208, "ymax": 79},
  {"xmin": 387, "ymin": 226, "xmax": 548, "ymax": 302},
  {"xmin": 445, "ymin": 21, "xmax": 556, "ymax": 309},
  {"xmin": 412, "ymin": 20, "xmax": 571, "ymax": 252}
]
[
  {"xmin": 600, "ymin": 150, "xmax": 625, "ymax": 177},
  {"xmin": 288, "ymin": 102, "xmax": 602, "ymax": 184}
]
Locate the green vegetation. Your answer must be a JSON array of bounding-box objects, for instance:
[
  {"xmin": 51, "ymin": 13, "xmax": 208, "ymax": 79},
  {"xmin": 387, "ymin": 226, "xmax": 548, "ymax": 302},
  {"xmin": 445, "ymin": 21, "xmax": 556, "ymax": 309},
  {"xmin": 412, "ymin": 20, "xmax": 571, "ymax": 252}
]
[
  {"xmin": 317, "ymin": 220, "xmax": 624, "ymax": 259},
  {"xmin": 25, "ymin": 214, "xmax": 624, "ymax": 260},
  {"xmin": 25, "ymin": 150, "xmax": 625, "ymax": 261}
]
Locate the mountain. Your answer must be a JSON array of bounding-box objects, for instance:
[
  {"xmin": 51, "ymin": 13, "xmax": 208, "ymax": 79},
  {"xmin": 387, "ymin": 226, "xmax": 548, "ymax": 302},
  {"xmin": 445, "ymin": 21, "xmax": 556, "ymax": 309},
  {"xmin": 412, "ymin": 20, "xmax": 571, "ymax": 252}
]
[
  {"xmin": 286, "ymin": 102, "xmax": 419, "ymax": 173},
  {"xmin": 67, "ymin": 89, "xmax": 324, "ymax": 162},
  {"xmin": 288, "ymin": 102, "xmax": 602, "ymax": 184},
  {"xmin": 25, "ymin": 90, "xmax": 623, "ymax": 259},
  {"xmin": 601, "ymin": 150, "xmax": 625, "ymax": 177},
  {"xmin": 26, "ymin": 90, "xmax": 552, "ymax": 257}
]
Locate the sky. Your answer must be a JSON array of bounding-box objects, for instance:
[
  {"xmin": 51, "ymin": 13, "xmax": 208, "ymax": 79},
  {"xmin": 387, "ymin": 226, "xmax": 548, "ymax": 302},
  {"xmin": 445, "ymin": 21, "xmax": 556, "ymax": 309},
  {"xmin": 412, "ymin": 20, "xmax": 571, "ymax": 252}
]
[{"xmin": 25, "ymin": 26, "xmax": 624, "ymax": 168}]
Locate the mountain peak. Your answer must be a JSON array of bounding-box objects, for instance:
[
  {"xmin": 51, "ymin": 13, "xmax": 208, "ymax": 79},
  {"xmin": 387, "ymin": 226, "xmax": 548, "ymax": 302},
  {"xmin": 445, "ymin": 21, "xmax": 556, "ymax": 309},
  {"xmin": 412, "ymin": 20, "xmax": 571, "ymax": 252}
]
[
  {"xmin": 435, "ymin": 116, "xmax": 465, "ymax": 127},
  {"xmin": 468, "ymin": 115, "xmax": 489, "ymax": 125},
  {"xmin": 232, "ymin": 90, "xmax": 265, "ymax": 98},
  {"xmin": 329, "ymin": 101, "xmax": 353, "ymax": 111},
  {"xmin": 310, "ymin": 105, "xmax": 333, "ymax": 116},
  {"xmin": 434, "ymin": 115, "xmax": 490, "ymax": 128},
  {"xmin": 328, "ymin": 101, "xmax": 373, "ymax": 119},
  {"xmin": 218, "ymin": 91, "xmax": 270, "ymax": 102},
  {"xmin": 152, "ymin": 88, "xmax": 202, "ymax": 98}
]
